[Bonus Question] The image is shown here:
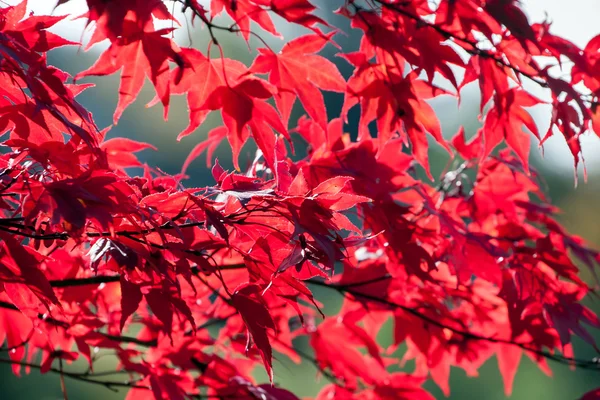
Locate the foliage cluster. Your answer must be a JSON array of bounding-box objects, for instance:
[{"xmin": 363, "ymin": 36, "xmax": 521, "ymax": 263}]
[{"xmin": 0, "ymin": 0, "xmax": 599, "ymax": 399}]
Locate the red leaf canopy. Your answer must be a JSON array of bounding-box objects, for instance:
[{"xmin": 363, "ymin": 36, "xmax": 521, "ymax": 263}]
[{"xmin": 0, "ymin": 1, "xmax": 599, "ymax": 399}]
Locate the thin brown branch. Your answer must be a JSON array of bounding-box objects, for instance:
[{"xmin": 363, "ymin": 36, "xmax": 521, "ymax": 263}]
[
  {"xmin": 0, "ymin": 300, "xmax": 157, "ymax": 347},
  {"xmin": 48, "ymin": 263, "xmax": 246, "ymax": 288},
  {"xmin": 0, "ymin": 328, "xmax": 34, "ymax": 352},
  {"xmin": 306, "ymin": 279, "xmax": 600, "ymax": 371},
  {"xmin": 0, "ymin": 358, "xmax": 150, "ymax": 392},
  {"xmin": 0, "ymin": 357, "xmax": 271, "ymax": 399}
]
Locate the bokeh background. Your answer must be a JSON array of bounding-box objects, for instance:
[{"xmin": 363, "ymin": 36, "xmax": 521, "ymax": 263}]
[{"xmin": 1, "ymin": 0, "xmax": 600, "ymax": 398}]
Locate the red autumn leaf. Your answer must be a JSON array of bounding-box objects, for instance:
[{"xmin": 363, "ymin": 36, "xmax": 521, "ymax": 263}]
[
  {"xmin": 120, "ymin": 275, "xmax": 143, "ymax": 331},
  {"xmin": 482, "ymin": 89, "xmax": 541, "ymax": 171},
  {"xmin": 168, "ymin": 49, "xmax": 248, "ymax": 140},
  {"xmin": 497, "ymin": 344, "xmax": 522, "ymax": 396},
  {"xmin": 3, "ymin": 7, "xmax": 77, "ymax": 52},
  {"xmin": 200, "ymin": 78, "xmax": 290, "ymax": 169},
  {"xmin": 211, "ymin": 0, "xmax": 280, "ymax": 41},
  {"xmin": 181, "ymin": 127, "xmax": 228, "ymax": 174},
  {"xmin": 312, "ymin": 176, "xmax": 353, "ymax": 196},
  {"xmin": 81, "ymin": 0, "xmax": 175, "ymax": 47},
  {"xmin": 0, "ymin": 308, "xmax": 32, "ymax": 375},
  {"xmin": 543, "ymin": 293, "xmax": 600, "ymax": 349},
  {"xmin": 250, "ymin": 32, "xmax": 345, "ymax": 130},
  {"xmin": 310, "ymin": 318, "xmax": 387, "ymax": 389},
  {"xmin": 270, "ymin": 0, "xmax": 329, "ymax": 30},
  {"xmin": 341, "ymin": 57, "xmax": 451, "ymax": 176},
  {"xmin": 451, "ymin": 127, "xmax": 483, "ymax": 160},
  {"xmin": 101, "ymin": 137, "xmax": 157, "ymax": 168},
  {"xmin": 484, "ymin": 0, "xmax": 537, "ymax": 46},
  {"xmin": 75, "ymin": 23, "xmax": 181, "ymax": 124},
  {"xmin": 0, "ymin": 232, "xmax": 59, "ymax": 311},
  {"xmin": 592, "ymin": 104, "xmax": 600, "ymax": 136},
  {"xmin": 230, "ymin": 283, "xmax": 277, "ymax": 382}
]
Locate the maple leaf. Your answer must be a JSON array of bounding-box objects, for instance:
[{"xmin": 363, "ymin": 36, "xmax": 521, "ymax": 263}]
[
  {"xmin": 81, "ymin": 0, "xmax": 175, "ymax": 48},
  {"xmin": 269, "ymin": 0, "xmax": 330, "ymax": 31},
  {"xmin": 200, "ymin": 78, "xmax": 290, "ymax": 169},
  {"xmin": 211, "ymin": 0, "xmax": 280, "ymax": 41},
  {"xmin": 543, "ymin": 292, "xmax": 600, "ymax": 350},
  {"xmin": 341, "ymin": 56, "xmax": 451, "ymax": 176},
  {"xmin": 181, "ymin": 127, "xmax": 228, "ymax": 174},
  {"xmin": 100, "ymin": 137, "xmax": 157, "ymax": 169},
  {"xmin": 311, "ymin": 318, "xmax": 387, "ymax": 389},
  {"xmin": 119, "ymin": 275, "xmax": 143, "ymax": 331},
  {"xmin": 0, "ymin": 232, "xmax": 59, "ymax": 312},
  {"xmin": 0, "ymin": 308, "xmax": 32, "ymax": 375},
  {"xmin": 2, "ymin": 1, "xmax": 77, "ymax": 52},
  {"xmin": 250, "ymin": 32, "xmax": 345, "ymax": 130},
  {"xmin": 451, "ymin": 127, "xmax": 483, "ymax": 160},
  {"xmin": 497, "ymin": 344, "xmax": 522, "ymax": 396},
  {"xmin": 484, "ymin": 0, "xmax": 538, "ymax": 47},
  {"xmin": 168, "ymin": 49, "xmax": 248, "ymax": 140},
  {"xmin": 483, "ymin": 89, "xmax": 541, "ymax": 171},
  {"xmin": 593, "ymin": 105, "xmax": 600, "ymax": 137},
  {"xmin": 230, "ymin": 283, "xmax": 277, "ymax": 382},
  {"xmin": 75, "ymin": 22, "xmax": 182, "ymax": 124},
  {"xmin": 435, "ymin": 0, "xmax": 501, "ymax": 41}
]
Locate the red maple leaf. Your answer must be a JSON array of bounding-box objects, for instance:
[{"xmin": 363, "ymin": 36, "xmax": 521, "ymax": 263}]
[
  {"xmin": 230, "ymin": 283, "xmax": 277, "ymax": 382},
  {"xmin": 483, "ymin": 89, "xmax": 541, "ymax": 170},
  {"xmin": 200, "ymin": 78, "xmax": 290, "ymax": 169},
  {"xmin": 168, "ymin": 49, "xmax": 248, "ymax": 140},
  {"xmin": 250, "ymin": 32, "xmax": 345, "ymax": 130},
  {"xmin": 75, "ymin": 22, "xmax": 182, "ymax": 124}
]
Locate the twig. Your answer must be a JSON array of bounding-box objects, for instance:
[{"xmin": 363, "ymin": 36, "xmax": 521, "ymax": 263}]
[{"xmin": 306, "ymin": 279, "xmax": 600, "ymax": 370}]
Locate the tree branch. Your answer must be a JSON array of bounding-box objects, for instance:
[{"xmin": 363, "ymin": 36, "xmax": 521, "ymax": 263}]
[
  {"xmin": 48, "ymin": 263, "xmax": 246, "ymax": 288},
  {"xmin": 0, "ymin": 357, "xmax": 288, "ymax": 399},
  {"xmin": 0, "ymin": 218, "xmax": 208, "ymax": 242},
  {"xmin": 0, "ymin": 357, "xmax": 150, "ymax": 392},
  {"xmin": 306, "ymin": 279, "xmax": 600, "ymax": 371},
  {"xmin": 0, "ymin": 300, "xmax": 157, "ymax": 347}
]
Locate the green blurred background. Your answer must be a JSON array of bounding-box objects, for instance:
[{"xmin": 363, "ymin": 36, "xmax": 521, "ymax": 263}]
[{"xmin": 1, "ymin": 0, "xmax": 599, "ymax": 398}]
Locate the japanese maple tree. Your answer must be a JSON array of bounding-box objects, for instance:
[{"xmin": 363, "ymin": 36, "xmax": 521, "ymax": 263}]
[{"xmin": 1, "ymin": 0, "xmax": 600, "ymax": 399}]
